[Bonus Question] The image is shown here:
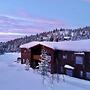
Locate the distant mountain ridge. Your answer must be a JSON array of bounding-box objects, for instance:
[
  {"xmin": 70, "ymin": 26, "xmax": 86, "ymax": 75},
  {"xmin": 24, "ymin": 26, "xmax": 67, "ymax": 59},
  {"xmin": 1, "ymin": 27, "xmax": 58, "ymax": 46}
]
[{"xmin": 0, "ymin": 26, "xmax": 90, "ymax": 53}]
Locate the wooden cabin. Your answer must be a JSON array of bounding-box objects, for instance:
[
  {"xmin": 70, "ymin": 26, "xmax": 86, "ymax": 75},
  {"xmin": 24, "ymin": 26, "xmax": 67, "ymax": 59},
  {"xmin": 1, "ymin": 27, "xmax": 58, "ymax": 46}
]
[
  {"xmin": 20, "ymin": 39, "xmax": 90, "ymax": 80},
  {"xmin": 20, "ymin": 42, "xmax": 56, "ymax": 73}
]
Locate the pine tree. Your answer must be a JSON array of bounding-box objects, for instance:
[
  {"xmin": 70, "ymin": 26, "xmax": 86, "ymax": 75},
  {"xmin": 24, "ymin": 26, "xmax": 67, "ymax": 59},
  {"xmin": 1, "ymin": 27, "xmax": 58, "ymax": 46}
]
[
  {"xmin": 38, "ymin": 48, "xmax": 51, "ymax": 84},
  {"xmin": 39, "ymin": 48, "xmax": 50, "ymax": 75}
]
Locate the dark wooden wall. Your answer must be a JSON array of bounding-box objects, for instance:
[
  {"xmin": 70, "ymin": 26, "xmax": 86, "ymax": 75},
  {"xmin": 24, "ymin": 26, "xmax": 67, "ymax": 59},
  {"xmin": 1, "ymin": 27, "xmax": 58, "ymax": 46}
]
[
  {"xmin": 20, "ymin": 46, "xmax": 90, "ymax": 80},
  {"xmin": 21, "ymin": 48, "xmax": 31, "ymax": 64},
  {"xmin": 54, "ymin": 50, "xmax": 74, "ymax": 74},
  {"xmin": 84, "ymin": 52, "xmax": 90, "ymax": 80},
  {"xmin": 74, "ymin": 54, "xmax": 85, "ymax": 78},
  {"xmin": 21, "ymin": 44, "xmax": 55, "ymax": 72},
  {"xmin": 85, "ymin": 52, "xmax": 90, "ymax": 71}
]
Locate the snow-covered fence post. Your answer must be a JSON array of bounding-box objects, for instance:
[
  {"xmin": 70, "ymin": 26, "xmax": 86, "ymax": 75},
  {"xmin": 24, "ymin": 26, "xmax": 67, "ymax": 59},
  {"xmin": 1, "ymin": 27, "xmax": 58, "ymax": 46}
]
[{"xmin": 25, "ymin": 59, "xmax": 30, "ymax": 71}]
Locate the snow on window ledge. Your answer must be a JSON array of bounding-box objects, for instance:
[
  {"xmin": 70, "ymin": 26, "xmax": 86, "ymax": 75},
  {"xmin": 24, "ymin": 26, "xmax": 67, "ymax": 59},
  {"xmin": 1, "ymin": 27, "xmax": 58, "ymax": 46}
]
[{"xmin": 64, "ymin": 65, "xmax": 74, "ymax": 69}]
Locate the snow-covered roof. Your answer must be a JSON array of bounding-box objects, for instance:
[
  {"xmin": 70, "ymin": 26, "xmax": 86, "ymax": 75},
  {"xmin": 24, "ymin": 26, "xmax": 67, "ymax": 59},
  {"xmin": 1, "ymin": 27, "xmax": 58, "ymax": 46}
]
[
  {"xmin": 74, "ymin": 52, "xmax": 85, "ymax": 55},
  {"xmin": 64, "ymin": 65, "xmax": 74, "ymax": 69},
  {"xmin": 20, "ymin": 39, "xmax": 90, "ymax": 52},
  {"xmin": 20, "ymin": 41, "xmax": 55, "ymax": 49}
]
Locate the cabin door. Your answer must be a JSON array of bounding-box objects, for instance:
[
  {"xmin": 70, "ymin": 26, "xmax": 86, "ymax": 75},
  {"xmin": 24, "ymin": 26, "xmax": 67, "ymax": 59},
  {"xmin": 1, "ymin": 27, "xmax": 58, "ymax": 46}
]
[{"xmin": 66, "ymin": 69, "xmax": 73, "ymax": 76}]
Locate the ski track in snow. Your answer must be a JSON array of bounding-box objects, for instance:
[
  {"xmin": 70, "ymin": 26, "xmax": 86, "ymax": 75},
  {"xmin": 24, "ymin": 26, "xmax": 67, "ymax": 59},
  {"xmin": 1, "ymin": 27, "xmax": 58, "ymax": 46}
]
[{"xmin": 0, "ymin": 53, "xmax": 90, "ymax": 90}]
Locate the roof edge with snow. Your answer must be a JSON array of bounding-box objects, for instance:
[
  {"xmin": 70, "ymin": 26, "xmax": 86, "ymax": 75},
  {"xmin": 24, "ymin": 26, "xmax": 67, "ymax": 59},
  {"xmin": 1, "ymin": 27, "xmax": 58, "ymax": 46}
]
[{"xmin": 20, "ymin": 39, "xmax": 90, "ymax": 52}]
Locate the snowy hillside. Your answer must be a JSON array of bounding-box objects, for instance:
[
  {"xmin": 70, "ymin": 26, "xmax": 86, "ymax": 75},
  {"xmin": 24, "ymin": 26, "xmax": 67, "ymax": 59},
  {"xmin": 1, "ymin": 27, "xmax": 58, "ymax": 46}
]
[{"xmin": 0, "ymin": 53, "xmax": 90, "ymax": 90}]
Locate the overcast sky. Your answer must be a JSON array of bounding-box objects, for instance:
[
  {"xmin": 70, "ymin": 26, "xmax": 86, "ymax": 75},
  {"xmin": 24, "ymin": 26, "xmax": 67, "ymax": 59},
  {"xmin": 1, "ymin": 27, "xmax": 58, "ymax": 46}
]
[{"xmin": 0, "ymin": 0, "xmax": 90, "ymax": 42}]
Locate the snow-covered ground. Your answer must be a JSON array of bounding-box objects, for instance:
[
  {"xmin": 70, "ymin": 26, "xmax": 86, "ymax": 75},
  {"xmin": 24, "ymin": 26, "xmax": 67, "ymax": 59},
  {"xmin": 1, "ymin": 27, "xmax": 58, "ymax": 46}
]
[{"xmin": 0, "ymin": 53, "xmax": 90, "ymax": 90}]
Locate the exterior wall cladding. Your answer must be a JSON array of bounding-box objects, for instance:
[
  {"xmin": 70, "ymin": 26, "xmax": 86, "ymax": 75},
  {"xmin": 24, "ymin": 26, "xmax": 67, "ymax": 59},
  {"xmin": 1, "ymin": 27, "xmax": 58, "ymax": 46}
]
[
  {"xmin": 20, "ymin": 45, "xmax": 90, "ymax": 80},
  {"xmin": 54, "ymin": 50, "xmax": 90, "ymax": 80}
]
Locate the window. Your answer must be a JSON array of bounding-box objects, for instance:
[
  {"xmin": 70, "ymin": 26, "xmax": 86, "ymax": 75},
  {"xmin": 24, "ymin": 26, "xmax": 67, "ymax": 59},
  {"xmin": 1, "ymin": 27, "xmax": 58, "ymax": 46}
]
[
  {"xmin": 86, "ymin": 72, "xmax": 90, "ymax": 79},
  {"xmin": 76, "ymin": 56, "xmax": 83, "ymax": 64},
  {"xmin": 66, "ymin": 69, "xmax": 73, "ymax": 76},
  {"xmin": 63, "ymin": 54, "xmax": 67, "ymax": 59}
]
